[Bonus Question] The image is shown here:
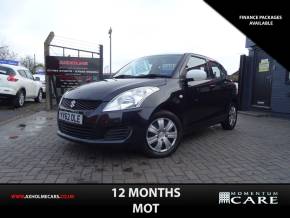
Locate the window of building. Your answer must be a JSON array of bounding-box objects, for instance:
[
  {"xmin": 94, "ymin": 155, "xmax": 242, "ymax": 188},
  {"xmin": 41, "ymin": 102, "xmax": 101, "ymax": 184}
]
[{"xmin": 286, "ymin": 71, "xmax": 290, "ymax": 84}]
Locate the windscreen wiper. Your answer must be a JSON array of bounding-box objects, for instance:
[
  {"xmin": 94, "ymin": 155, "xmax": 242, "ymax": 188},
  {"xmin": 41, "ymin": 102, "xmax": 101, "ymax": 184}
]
[
  {"xmin": 135, "ymin": 74, "xmax": 170, "ymax": 78},
  {"xmin": 113, "ymin": 75, "xmax": 137, "ymax": 79}
]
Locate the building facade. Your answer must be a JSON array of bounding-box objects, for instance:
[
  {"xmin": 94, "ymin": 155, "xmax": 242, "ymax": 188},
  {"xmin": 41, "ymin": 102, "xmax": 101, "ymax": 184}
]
[{"xmin": 239, "ymin": 38, "xmax": 290, "ymax": 116}]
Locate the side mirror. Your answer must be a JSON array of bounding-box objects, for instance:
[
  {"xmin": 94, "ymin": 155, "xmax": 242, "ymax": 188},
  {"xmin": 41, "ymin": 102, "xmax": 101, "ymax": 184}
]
[{"xmin": 186, "ymin": 69, "xmax": 207, "ymax": 81}]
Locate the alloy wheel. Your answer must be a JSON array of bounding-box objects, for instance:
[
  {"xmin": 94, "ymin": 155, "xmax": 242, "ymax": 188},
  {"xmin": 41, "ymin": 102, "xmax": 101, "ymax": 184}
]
[
  {"xmin": 19, "ymin": 92, "xmax": 25, "ymax": 106},
  {"xmin": 229, "ymin": 105, "xmax": 237, "ymax": 126},
  {"xmin": 146, "ymin": 118, "xmax": 178, "ymax": 153},
  {"xmin": 38, "ymin": 91, "xmax": 42, "ymax": 101}
]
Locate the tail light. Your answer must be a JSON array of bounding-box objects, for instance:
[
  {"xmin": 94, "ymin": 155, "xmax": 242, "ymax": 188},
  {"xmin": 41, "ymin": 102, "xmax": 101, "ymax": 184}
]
[{"xmin": 7, "ymin": 74, "xmax": 18, "ymax": 82}]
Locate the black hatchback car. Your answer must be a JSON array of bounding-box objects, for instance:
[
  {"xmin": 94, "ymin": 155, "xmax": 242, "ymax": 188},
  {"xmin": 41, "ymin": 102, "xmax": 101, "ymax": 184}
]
[{"xmin": 57, "ymin": 53, "xmax": 238, "ymax": 157}]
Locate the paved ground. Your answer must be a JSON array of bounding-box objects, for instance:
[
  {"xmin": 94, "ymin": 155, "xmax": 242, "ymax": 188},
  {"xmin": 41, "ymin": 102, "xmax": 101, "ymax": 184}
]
[
  {"xmin": 0, "ymin": 109, "xmax": 289, "ymax": 183},
  {"xmin": 0, "ymin": 99, "xmax": 46, "ymax": 124}
]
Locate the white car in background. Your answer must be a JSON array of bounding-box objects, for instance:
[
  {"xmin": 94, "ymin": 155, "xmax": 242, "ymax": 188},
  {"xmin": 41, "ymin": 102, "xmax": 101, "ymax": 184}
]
[
  {"xmin": 33, "ymin": 73, "xmax": 46, "ymax": 95},
  {"xmin": 0, "ymin": 64, "xmax": 43, "ymax": 107}
]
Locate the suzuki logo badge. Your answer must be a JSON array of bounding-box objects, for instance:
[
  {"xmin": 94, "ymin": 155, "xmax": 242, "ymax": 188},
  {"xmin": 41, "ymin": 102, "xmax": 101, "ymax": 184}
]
[{"xmin": 70, "ymin": 100, "xmax": 76, "ymax": 108}]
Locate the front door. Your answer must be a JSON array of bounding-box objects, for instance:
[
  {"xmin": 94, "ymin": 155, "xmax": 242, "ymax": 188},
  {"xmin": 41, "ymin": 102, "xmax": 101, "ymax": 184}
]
[
  {"xmin": 183, "ymin": 55, "xmax": 212, "ymax": 126},
  {"xmin": 252, "ymin": 50, "xmax": 272, "ymax": 108}
]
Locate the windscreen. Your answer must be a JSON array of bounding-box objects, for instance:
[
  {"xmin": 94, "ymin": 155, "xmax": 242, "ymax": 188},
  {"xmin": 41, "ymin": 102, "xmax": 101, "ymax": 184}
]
[{"xmin": 114, "ymin": 54, "xmax": 182, "ymax": 78}]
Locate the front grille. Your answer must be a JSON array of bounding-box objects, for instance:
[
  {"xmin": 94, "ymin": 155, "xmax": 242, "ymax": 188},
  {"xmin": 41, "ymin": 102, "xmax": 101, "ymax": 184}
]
[
  {"xmin": 58, "ymin": 121, "xmax": 100, "ymax": 140},
  {"xmin": 59, "ymin": 121, "xmax": 131, "ymax": 141},
  {"xmin": 104, "ymin": 127, "xmax": 131, "ymax": 141},
  {"xmin": 60, "ymin": 98, "xmax": 102, "ymax": 110}
]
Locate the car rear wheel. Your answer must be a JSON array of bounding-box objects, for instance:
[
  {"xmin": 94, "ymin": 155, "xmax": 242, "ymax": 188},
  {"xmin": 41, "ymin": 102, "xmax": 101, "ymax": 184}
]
[
  {"xmin": 142, "ymin": 110, "xmax": 182, "ymax": 158},
  {"xmin": 35, "ymin": 89, "xmax": 43, "ymax": 103},
  {"xmin": 14, "ymin": 90, "xmax": 25, "ymax": 107},
  {"xmin": 221, "ymin": 103, "xmax": 237, "ymax": 130}
]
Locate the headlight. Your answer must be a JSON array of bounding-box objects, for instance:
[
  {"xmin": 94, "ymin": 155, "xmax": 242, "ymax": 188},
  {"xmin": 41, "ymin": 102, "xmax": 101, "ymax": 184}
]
[
  {"xmin": 59, "ymin": 90, "xmax": 70, "ymax": 106},
  {"xmin": 103, "ymin": 86, "xmax": 159, "ymax": 112}
]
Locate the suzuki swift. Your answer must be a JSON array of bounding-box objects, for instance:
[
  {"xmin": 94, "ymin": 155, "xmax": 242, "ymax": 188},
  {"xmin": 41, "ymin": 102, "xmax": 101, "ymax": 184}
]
[{"xmin": 57, "ymin": 54, "xmax": 238, "ymax": 158}]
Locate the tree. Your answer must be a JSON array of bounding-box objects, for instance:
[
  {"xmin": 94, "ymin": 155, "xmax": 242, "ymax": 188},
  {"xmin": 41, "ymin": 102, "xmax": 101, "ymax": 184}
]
[
  {"xmin": 20, "ymin": 55, "xmax": 34, "ymax": 72},
  {"xmin": 0, "ymin": 43, "xmax": 17, "ymax": 60}
]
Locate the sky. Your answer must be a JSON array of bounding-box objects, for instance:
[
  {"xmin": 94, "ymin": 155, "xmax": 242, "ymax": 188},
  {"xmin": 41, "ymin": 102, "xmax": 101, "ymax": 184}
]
[{"xmin": 0, "ymin": 0, "xmax": 248, "ymax": 74}]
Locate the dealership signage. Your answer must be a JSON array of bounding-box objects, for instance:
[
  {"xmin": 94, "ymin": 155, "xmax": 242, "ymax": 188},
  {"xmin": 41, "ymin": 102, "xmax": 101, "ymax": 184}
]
[
  {"xmin": 0, "ymin": 59, "xmax": 19, "ymax": 66},
  {"xmin": 219, "ymin": 191, "xmax": 278, "ymax": 205},
  {"xmin": 45, "ymin": 56, "xmax": 101, "ymax": 88},
  {"xmin": 258, "ymin": 58, "xmax": 270, "ymax": 72}
]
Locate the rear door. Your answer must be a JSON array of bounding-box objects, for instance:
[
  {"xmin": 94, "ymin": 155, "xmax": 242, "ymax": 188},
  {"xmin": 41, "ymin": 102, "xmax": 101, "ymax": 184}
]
[
  {"xmin": 17, "ymin": 70, "xmax": 32, "ymax": 96},
  {"xmin": 0, "ymin": 66, "xmax": 10, "ymax": 89},
  {"xmin": 24, "ymin": 70, "xmax": 38, "ymax": 97}
]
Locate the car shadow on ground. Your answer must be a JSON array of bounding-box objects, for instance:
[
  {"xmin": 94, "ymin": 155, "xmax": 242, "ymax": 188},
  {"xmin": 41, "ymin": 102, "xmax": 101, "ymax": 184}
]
[
  {"xmin": 0, "ymin": 100, "xmax": 33, "ymax": 109},
  {"xmin": 59, "ymin": 126, "xmax": 220, "ymax": 159}
]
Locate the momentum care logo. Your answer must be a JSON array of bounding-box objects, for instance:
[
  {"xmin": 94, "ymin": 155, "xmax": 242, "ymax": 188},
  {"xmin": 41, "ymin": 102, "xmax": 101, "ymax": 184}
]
[{"xmin": 218, "ymin": 191, "xmax": 278, "ymax": 205}]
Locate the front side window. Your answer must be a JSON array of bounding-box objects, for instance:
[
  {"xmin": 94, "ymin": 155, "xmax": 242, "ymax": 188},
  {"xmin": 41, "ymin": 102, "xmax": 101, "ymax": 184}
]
[
  {"xmin": 24, "ymin": 70, "xmax": 34, "ymax": 80},
  {"xmin": 185, "ymin": 56, "xmax": 209, "ymax": 79},
  {"xmin": 186, "ymin": 56, "xmax": 207, "ymax": 70},
  {"xmin": 18, "ymin": 70, "xmax": 27, "ymax": 78},
  {"xmin": 211, "ymin": 66, "xmax": 221, "ymax": 78},
  {"xmin": 209, "ymin": 62, "xmax": 226, "ymax": 79},
  {"xmin": 114, "ymin": 54, "xmax": 182, "ymax": 78}
]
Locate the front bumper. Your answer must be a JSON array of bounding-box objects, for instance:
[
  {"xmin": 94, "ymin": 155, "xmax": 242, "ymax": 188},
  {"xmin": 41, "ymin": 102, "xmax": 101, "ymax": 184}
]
[
  {"xmin": 41, "ymin": 85, "xmax": 46, "ymax": 93},
  {"xmin": 57, "ymin": 104, "xmax": 155, "ymax": 145}
]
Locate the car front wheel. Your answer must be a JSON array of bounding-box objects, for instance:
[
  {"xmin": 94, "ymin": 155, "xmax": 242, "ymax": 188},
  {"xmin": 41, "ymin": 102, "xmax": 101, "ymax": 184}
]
[
  {"xmin": 142, "ymin": 110, "xmax": 182, "ymax": 158},
  {"xmin": 221, "ymin": 103, "xmax": 237, "ymax": 130}
]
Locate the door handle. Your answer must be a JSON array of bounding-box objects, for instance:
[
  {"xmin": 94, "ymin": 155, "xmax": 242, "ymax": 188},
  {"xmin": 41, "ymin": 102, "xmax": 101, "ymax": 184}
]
[{"xmin": 209, "ymin": 84, "xmax": 216, "ymax": 88}]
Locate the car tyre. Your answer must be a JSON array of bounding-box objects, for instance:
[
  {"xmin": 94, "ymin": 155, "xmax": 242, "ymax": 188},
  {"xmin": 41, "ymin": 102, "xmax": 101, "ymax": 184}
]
[
  {"xmin": 142, "ymin": 110, "xmax": 182, "ymax": 158},
  {"xmin": 35, "ymin": 89, "xmax": 43, "ymax": 103},
  {"xmin": 221, "ymin": 103, "xmax": 237, "ymax": 130},
  {"xmin": 14, "ymin": 90, "xmax": 25, "ymax": 108}
]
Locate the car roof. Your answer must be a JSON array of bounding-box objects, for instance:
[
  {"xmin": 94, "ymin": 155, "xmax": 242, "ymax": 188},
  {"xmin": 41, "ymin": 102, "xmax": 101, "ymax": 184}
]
[
  {"xmin": 0, "ymin": 64, "xmax": 29, "ymax": 71},
  {"xmin": 184, "ymin": 53, "xmax": 218, "ymax": 62},
  {"xmin": 139, "ymin": 53, "xmax": 218, "ymax": 62}
]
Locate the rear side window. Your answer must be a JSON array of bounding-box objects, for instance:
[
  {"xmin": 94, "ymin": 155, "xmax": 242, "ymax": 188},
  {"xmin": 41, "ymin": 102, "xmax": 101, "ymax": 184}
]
[{"xmin": 0, "ymin": 66, "xmax": 15, "ymax": 75}]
